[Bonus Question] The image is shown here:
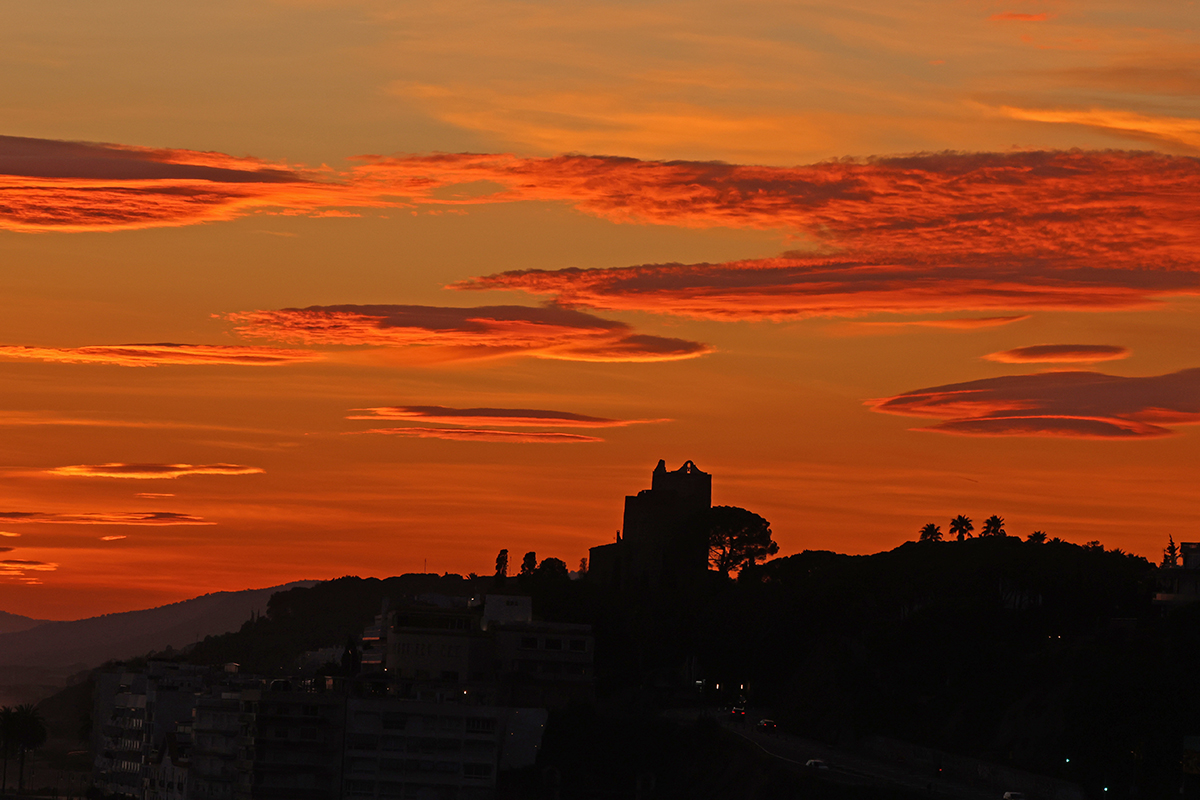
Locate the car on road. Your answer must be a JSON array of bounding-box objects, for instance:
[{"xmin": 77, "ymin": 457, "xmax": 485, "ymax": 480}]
[
  {"xmin": 755, "ymin": 719, "xmax": 777, "ymax": 732},
  {"xmin": 805, "ymin": 759, "xmax": 830, "ymax": 770},
  {"xmin": 730, "ymin": 705, "xmax": 746, "ymax": 717},
  {"xmin": 1002, "ymin": 793, "xmax": 1027, "ymax": 800}
]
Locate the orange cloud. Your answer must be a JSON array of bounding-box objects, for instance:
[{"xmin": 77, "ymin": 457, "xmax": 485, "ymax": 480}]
[
  {"xmin": 358, "ymin": 150, "xmax": 1200, "ymax": 265},
  {"xmin": 989, "ymin": 12, "xmax": 1052, "ymax": 21},
  {"xmin": 0, "ymin": 559, "xmax": 58, "ymax": 584},
  {"xmin": 0, "ymin": 511, "xmax": 213, "ymax": 525},
  {"xmin": 984, "ymin": 344, "xmax": 1130, "ymax": 363},
  {"xmin": 868, "ymin": 368, "xmax": 1200, "ymax": 438},
  {"xmin": 0, "ymin": 343, "xmax": 322, "ymax": 366},
  {"xmin": 349, "ymin": 406, "xmax": 665, "ymax": 428},
  {"xmin": 134, "ymin": 493, "xmax": 175, "ymax": 498},
  {"xmin": 353, "ymin": 427, "xmax": 603, "ymax": 443},
  {"xmin": 847, "ymin": 315, "xmax": 1032, "ymax": 331},
  {"xmin": 0, "ymin": 135, "xmax": 390, "ymax": 233},
  {"xmin": 996, "ymin": 107, "xmax": 1200, "ymax": 150},
  {"xmin": 10, "ymin": 138, "xmax": 1200, "ymax": 269},
  {"xmin": 100, "ymin": 535, "xmax": 127, "ymax": 541},
  {"xmin": 227, "ymin": 304, "xmax": 710, "ymax": 362},
  {"xmin": 48, "ymin": 463, "xmax": 264, "ymax": 479},
  {"xmin": 456, "ymin": 254, "xmax": 1200, "ymax": 320}
]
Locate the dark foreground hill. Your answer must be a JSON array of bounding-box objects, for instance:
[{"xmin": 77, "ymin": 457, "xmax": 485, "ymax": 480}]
[{"xmin": 0, "ymin": 580, "xmax": 316, "ymax": 670}]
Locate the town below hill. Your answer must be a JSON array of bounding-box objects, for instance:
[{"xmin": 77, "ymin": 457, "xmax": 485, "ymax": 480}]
[{"xmin": 18, "ymin": 534, "xmax": 1192, "ymax": 799}]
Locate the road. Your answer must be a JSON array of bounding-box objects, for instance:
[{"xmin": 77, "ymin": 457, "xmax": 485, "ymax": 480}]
[{"xmin": 711, "ymin": 711, "xmax": 1007, "ymax": 800}]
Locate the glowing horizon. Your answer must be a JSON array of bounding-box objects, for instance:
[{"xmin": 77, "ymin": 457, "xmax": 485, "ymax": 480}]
[{"xmin": 1, "ymin": 0, "xmax": 1197, "ymax": 619}]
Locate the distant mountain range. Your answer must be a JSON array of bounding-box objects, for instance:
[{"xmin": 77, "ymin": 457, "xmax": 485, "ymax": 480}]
[
  {"xmin": 0, "ymin": 609, "xmax": 49, "ymax": 635},
  {"xmin": 0, "ymin": 581, "xmax": 317, "ymax": 670}
]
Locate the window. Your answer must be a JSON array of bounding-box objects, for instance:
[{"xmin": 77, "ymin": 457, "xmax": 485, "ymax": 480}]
[
  {"xmin": 569, "ymin": 639, "xmax": 587, "ymax": 652},
  {"xmin": 544, "ymin": 638, "xmax": 562, "ymax": 650},
  {"xmin": 382, "ymin": 713, "xmax": 407, "ymax": 731},
  {"xmin": 465, "ymin": 717, "xmax": 496, "ymax": 734},
  {"xmin": 519, "ymin": 637, "xmax": 538, "ymax": 650},
  {"xmin": 464, "ymin": 763, "xmax": 493, "ymax": 778}
]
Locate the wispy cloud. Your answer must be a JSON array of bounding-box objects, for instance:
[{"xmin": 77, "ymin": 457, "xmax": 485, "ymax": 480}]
[
  {"xmin": 0, "ymin": 343, "xmax": 321, "ymax": 367},
  {"xmin": 352, "ymin": 426, "xmax": 603, "ymax": 443},
  {"xmin": 134, "ymin": 492, "xmax": 175, "ymax": 498},
  {"xmin": 0, "ymin": 135, "xmax": 389, "ymax": 233},
  {"xmin": 48, "ymin": 463, "xmax": 264, "ymax": 479},
  {"xmin": 348, "ymin": 405, "xmax": 664, "ymax": 428},
  {"xmin": 456, "ymin": 254, "xmax": 1200, "ymax": 320},
  {"xmin": 0, "ymin": 511, "xmax": 214, "ymax": 525},
  {"xmin": 99, "ymin": 535, "xmax": 127, "ymax": 541},
  {"xmin": 227, "ymin": 304, "xmax": 710, "ymax": 362},
  {"xmin": 0, "ymin": 532, "xmax": 19, "ymax": 537},
  {"xmin": 984, "ymin": 344, "xmax": 1130, "ymax": 363},
  {"xmin": 989, "ymin": 12, "xmax": 1052, "ymax": 22},
  {"xmin": 996, "ymin": 107, "xmax": 1200, "ymax": 151},
  {"xmin": 11, "ymin": 138, "xmax": 1200, "ymax": 269},
  {"xmin": 0, "ymin": 559, "xmax": 58, "ymax": 584},
  {"xmin": 845, "ymin": 316, "xmax": 1032, "ymax": 331},
  {"xmin": 868, "ymin": 368, "xmax": 1200, "ymax": 438},
  {"xmin": 359, "ymin": 150, "xmax": 1200, "ymax": 266}
]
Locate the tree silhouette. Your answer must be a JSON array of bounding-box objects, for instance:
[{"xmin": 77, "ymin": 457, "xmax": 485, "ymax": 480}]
[
  {"xmin": 949, "ymin": 515, "xmax": 974, "ymax": 541},
  {"xmin": 578, "ymin": 557, "xmax": 588, "ymax": 576},
  {"xmin": 702, "ymin": 506, "xmax": 778, "ymax": 577},
  {"xmin": 494, "ymin": 549, "xmax": 509, "ymax": 577},
  {"xmin": 520, "ymin": 551, "xmax": 537, "ymax": 576},
  {"xmin": 1027, "ymin": 530, "xmax": 1047, "ymax": 544},
  {"xmin": 10, "ymin": 704, "xmax": 46, "ymax": 793},
  {"xmin": 981, "ymin": 515, "xmax": 1006, "ymax": 537},
  {"xmin": 0, "ymin": 706, "xmax": 13, "ymax": 795},
  {"xmin": 1162, "ymin": 535, "xmax": 1180, "ymax": 567},
  {"xmin": 919, "ymin": 523, "xmax": 943, "ymax": 542},
  {"xmin": 535, "ymin": 557, "xmax": 569, "ymax": 580}
]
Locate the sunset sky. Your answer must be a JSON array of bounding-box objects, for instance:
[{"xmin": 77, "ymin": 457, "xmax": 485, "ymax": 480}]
[{"xmin": 2, "ymin": 0, "xmax": 1199, "ymax": 618}]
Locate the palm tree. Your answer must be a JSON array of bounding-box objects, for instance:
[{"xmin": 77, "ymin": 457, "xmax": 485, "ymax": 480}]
[
  {"xmin": 0, "ymin": 705, "xmax": 13, "ymax": 796},
  {"xmin": 949, "ymin": 515, "xmax": 974, "ymax": 541},
  {"xmin": 919, "ymin": 523, "xmax": 943, "ymax": 542},
  {"xmin": 1027, "ymin": 530, "xmax": 1047, "ymax": 544},
  {"xmin": 11, "ymin": 703, "xmax": 47, "ymax": 793},
  {"xmin": 981, "ymin": 515, "xmax": 1006, "ymax": 537}
]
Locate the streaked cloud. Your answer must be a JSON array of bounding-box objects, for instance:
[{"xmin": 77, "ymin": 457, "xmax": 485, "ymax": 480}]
[
  {"xmin": 868, "ymin": 368, "xmax": 1200, "ymax": 438},
  {"xmin": 0, "ymin": 511, "xmax": 214, "ymax": 525},
  {"xmin": 11, "ymin": 138, "xmax": 1200, "ymax": 271},
  {"xmin": 0, "ymin": 532, "xmax": 19, "ymax": 537},
  {"xmin": 227, "ymin": 304, "xmax": 710, "ymax": 362},
  {"xmin": 0, "ymin": 343, "xmax": 322, "ymax": 367},
  {"xmin": 0, "ymin": 135, "xmax": 387, "ymax": 233},
  {"xmin": 996, "ymin": 107, "xmax": 1200, "ymax": 151},
  {"xmin": 456, "ymin": 254, "xmax": 1200, "ymax": 320},
  {"xmin": 48, "ymin": 463, "xmax": 264, "ymax": 479},
  {"xmin": 348, "ymin": 406, "xmax": 664, "ymax": 428},
  {"xmin": 353, "ymin": 426, "xmax": 603, "ymax": 443},
  {"xmin": 984, "ymin": 344, "xmax": 1130, "ymax": 364},
  {"xmin": 134, "ymin": 492, "xmax": 175, "ymax": 498},
  {"xmin": 99, "ymin": 535, "xmax": 127, "ymax": 541},
  {"xmin": 846, "ymin": 316, "xmax": 1031, "ymax": 331},
  {"xmin": 0, "ymin": 559, "xmax": 58, "ymax": 584},
  {"xmin": 361, "ymin": 150, "xmax": 1200, "ymax": 266},
  {"xmin": 989, "ymin": 12, "xmax": 1052, "ymax": 22}
]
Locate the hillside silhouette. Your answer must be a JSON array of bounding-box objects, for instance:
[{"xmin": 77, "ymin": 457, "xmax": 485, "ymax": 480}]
[
  {"xmin": 0, "ymin": 580, "xmax": 316, "ymax": 669},
  {"xmin": 0, "ymin": 609, "xmax": 48, "ymax": 634}
]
